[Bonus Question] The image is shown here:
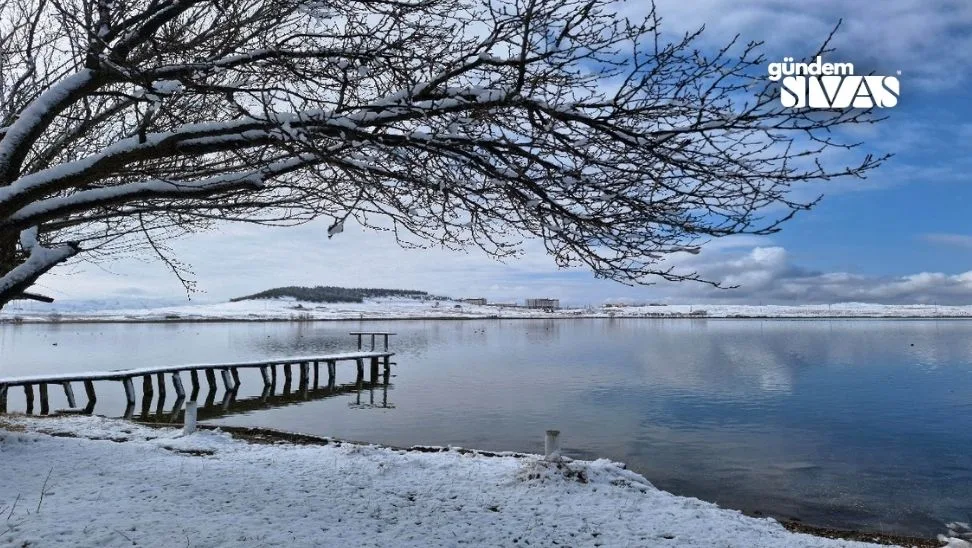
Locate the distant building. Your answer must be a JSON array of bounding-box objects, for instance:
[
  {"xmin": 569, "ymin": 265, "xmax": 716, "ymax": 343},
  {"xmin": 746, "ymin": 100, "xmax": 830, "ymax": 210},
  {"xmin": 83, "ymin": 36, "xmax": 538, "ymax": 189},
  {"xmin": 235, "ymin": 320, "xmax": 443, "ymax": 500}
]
[
  {"xmin": 525, "ymin": 298, "xmax": 560, "ymax": 310},
  {"xmin": 461, "ymin": 298, "xmax": 487, "ymax": 306}
]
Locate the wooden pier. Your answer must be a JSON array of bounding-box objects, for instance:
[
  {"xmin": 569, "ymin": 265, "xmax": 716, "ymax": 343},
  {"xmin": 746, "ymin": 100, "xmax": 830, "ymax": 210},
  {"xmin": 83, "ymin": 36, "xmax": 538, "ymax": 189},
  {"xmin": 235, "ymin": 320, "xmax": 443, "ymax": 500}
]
[{"xmin": 0, "ymin": 332, "xmax": 397, "ymax": 418}]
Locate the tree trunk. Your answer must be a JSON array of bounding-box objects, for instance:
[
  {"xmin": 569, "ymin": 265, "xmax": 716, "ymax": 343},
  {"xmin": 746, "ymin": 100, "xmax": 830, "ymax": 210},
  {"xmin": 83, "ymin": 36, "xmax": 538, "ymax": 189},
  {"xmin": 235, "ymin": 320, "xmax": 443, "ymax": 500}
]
[{"xmin": 0, "ymin": 232, "xmax": 18, "ymax": 310}]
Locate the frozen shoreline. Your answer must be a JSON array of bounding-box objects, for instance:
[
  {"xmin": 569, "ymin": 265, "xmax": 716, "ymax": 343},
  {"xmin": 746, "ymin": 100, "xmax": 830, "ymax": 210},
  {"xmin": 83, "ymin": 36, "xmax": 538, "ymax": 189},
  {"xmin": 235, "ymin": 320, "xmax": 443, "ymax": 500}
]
[
  {"xmin": 4, "ymin": 297, "xmax": 972, "ymax": 323},
  {"xmin": 0, "ymin": 415, "xmax": 926, "ymax": 548}
]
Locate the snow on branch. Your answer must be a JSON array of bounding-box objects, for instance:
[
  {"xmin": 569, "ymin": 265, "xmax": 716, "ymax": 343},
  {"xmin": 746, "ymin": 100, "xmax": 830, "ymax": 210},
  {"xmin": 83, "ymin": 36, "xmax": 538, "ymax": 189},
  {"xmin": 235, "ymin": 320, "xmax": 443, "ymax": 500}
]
[
  {"xmin": 4, "ymin": 155, "xmax": 318, "ymax": 230},
  {"xmin": 0, "ymin": 226, "xmax": 79, "ymax": 302},
  {"xmin": 0, "ymin": 70, "xmax": 99, "ymax": 177}
]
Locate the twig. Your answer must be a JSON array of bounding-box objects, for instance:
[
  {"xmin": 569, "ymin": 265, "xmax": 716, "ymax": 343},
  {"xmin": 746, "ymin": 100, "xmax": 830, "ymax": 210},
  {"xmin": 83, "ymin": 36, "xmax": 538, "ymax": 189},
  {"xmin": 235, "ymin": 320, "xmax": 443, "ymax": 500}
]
[
  {"xmin": 6, "ymin": 494, "xmax": 19, "ymax": 520},
  {"xmin": 35, "ymin": 466, "xmax": 53, "ymax": 513},
  {"xmin": 113, "ymin": 528, "xmax": 136, "ymax": 545}
]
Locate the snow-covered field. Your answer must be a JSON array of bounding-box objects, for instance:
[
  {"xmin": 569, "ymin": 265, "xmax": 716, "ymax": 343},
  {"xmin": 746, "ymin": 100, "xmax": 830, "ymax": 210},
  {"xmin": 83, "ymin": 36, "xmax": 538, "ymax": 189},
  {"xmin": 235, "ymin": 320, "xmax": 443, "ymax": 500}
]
[
  {"xmin": 0, "ymin": 415, "xmax": 911, "ymax": 547},
  {"xmin": 3, "ymin": 297, "xmax": 972, "ymax": 322}
]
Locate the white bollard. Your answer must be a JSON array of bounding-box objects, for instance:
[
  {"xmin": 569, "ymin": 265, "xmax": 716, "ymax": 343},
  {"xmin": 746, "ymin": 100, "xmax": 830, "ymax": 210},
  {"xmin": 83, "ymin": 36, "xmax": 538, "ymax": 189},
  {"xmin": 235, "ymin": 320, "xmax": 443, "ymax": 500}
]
[
  {"xmin": 544, "ymin": 429, "xmax": 561, "ymax": 462},
  {"xmin": 184, "ymin": 401, "xmax": 197, "ymax": 435}
]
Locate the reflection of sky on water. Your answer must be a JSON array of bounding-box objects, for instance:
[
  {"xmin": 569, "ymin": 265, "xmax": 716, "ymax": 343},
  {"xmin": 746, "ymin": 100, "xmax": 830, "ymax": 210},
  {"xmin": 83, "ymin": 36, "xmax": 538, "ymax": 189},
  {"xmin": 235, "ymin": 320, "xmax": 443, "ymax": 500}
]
[{"xmin": 1, "ymin": 319, "xmax": 970, "ymax": 536}]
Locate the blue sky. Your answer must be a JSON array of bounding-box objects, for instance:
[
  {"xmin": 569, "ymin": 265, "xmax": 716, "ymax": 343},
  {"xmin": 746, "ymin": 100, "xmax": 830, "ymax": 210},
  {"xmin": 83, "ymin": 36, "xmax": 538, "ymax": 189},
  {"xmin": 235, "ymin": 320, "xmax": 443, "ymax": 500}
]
[{"xmin": 29, "ymin": 0, "xmax": 972, "ymax": 307}]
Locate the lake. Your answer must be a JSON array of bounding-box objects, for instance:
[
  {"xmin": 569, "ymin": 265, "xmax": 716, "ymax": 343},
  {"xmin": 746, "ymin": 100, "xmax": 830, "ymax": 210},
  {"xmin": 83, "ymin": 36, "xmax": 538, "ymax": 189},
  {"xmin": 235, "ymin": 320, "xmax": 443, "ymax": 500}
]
[{"xmin": 1, "ymin": 318, "xmax": 970, "ymax": 537}]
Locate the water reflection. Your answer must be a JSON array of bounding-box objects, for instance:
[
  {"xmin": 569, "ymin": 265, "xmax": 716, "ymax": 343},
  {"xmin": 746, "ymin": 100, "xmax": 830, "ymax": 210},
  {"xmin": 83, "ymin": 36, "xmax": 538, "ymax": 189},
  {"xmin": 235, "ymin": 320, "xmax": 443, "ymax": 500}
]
[
  {"xmin": 129, "ymin": 366, "xmax": 394, "ymax": 423},
  {"xmin": 2, "ymin": 319, "xmax": 971, "ymax": 537}
]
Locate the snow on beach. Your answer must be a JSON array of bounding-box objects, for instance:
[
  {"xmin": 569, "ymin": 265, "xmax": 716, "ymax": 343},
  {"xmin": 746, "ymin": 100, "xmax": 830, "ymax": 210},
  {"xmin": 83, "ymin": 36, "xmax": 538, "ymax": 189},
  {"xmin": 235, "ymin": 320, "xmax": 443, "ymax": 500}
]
[
  {"xmin": 4, "ymin": 297, "xmax": 972, "ymax": 322},
  {"xmin": 0, "ymin": 415, "xmax": 897, "ymax": 548}
]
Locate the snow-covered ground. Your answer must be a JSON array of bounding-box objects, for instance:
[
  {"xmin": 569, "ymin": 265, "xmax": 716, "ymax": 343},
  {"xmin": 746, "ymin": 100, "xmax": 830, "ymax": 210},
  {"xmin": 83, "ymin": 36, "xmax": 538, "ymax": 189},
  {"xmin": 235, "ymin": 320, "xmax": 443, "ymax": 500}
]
[
  {"xmin": 0, "ymin": 415, "xmax": 916, "ymax": 547},
  {"xmin": 3, "ymin": 297, "xmax": 972, "ymax": 322}
]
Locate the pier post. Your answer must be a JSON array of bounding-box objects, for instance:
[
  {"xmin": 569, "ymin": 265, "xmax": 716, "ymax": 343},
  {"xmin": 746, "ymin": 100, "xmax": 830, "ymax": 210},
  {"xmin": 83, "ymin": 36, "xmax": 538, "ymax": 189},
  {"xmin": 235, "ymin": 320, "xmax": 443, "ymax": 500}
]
[
  {"xmin": 61, "ymin": 382, "xmax": 76, "ymax": 408},
  {"xmin": 205, "ymin": 369, "xmax": 217, "ymax": 392},
  {"xmin": 154, "ymin": 385, "xmax": 166, "ymax": 417},
  {"xmin": 260, "ymin": 366, "xmax": 271, "ymax": 387},
  {"xmin": 383, "ymin": 355, "xmax": 391, "ymax": 375},
  {"xmin": 313, "ymin": 361, "xmax": 320, "ymax": 389},
  {"xmin": 123, "ymin": 377, "xmax": 136, "ymax": 406},
  {"xmin": 299, "ymin": 362, "xmax": 309, "ymax": 390},
  {"xmin": 39, "ymin": 383, "xmax": 49, "ymax": 415},
  {"xmin": 327, "ymin": 361, "xmax": 336, "ymax": 386},
  {"xmin": 221, "ymin": 389, "xmax": 234, "ymax": 410},
  {"xmin": 142, "ymin": 374, "xmax": 153, "ymax": 398},
  {"xmin": 0, "ymin": 384, "xmax": 7, "ymax": 413},
  {"xmin": 283, "ymin": 363, "xmax": 292, "ymax": 390},
  {"xmin": 172, "ymin": 373, "xmax": 185, "ymax": 399},
  {"xmin": 355, "ymin": 358, "xmax": 364, "ymax": 382},
  {"xmin": 83, "ymin": 380, "xmax": 96, "ymax": 413},
  {"xmin": 140, "ymin": 386, "xmax": 153, "ymax": 418},
  {"xmin": 169, "ymin": 395, "xmax": 185, "ymax": 423},
  {"xmin": 24, "ymin": 384, "xmax": 34, "ymax": 414},
  {"xmin": 156, "ymin": 373, "xmax": 166, "ymax": 400},
  {"xmin": 140, "ymin": 375, "xmax": 153, "ymax": 417},
  {"xmin": 190, "ymin": 370, "xmax": 200, "ymax": 400},
  {"xmin": 230, "ymin": 368, "xmax": 241, "ymax": 389},
  {"xmin": 220, "ymin": 369, "xmax": 234, "ymax": 392},
  {"xmin": 148, "ymin": 375, "xmax": 164, "ymax": 417},
  {"xmin": 370, "ymin": 357, "xmax": 379, "ymax": 384},
  {"xmin": 544, "ymin": 430, "xmax": 561, "ymax": 462}
]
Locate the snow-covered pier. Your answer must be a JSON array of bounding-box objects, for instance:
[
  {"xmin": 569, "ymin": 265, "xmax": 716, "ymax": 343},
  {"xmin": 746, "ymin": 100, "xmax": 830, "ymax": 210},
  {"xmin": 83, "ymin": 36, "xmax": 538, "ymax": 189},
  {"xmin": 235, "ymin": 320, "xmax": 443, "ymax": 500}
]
[{"xmin": 0, "ymin": 338, "xmax": 395, "ymax": 418}]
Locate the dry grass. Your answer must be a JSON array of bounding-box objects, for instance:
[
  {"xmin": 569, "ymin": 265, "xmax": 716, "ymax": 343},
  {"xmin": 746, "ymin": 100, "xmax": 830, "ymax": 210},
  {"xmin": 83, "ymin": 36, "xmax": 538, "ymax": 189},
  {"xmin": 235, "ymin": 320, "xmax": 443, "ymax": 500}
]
[{"xmin": 0, "ymin": 415, "xmax": 27, "ymax": 433}]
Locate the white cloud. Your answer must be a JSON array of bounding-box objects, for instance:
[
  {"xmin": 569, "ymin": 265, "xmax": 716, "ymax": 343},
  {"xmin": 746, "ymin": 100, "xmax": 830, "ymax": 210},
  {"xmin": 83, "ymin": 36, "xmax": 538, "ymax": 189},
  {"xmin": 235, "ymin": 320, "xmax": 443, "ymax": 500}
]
[
  {"xmin": 652, "ymin": 246, "xmax": 972, "ymax": 305},
  {"xmin": 32, "ymin": 222, "xmax": 972, "ymax": 307}
]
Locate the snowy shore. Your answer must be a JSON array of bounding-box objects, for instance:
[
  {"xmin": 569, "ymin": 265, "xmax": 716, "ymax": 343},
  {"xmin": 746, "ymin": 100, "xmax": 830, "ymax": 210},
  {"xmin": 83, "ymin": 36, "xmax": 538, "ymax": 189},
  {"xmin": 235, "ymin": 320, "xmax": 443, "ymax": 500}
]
[
  {"xmin": 0, "ymin": 415, "xmax": 913, "ymax": 547},
  {"xmin": 4, "ymin": 297, "xmax": 972, "ymax": 323}
]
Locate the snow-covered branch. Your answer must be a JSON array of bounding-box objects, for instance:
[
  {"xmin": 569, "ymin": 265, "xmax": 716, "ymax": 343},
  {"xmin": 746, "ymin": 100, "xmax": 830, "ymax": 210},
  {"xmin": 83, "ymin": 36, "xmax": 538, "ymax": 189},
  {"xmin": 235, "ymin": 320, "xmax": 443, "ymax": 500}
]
[
  {"xmin": 0, "ymin": 227, "xmax": 79, "ymax": 305},
  {"xmin": 0, "ymin": 70, "xmax": 101, "ymax": 177},
  {"xmin": 4, "ymin": 155, "xmax": 318, "ymax": 229}
]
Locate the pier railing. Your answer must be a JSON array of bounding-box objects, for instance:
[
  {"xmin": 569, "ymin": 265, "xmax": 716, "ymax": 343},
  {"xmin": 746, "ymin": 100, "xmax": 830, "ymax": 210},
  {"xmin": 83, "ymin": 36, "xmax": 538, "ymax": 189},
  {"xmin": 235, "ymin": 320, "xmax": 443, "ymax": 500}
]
[{"xmin": 350, "ymin": 331, "xmax": 396, "ymax": 351}]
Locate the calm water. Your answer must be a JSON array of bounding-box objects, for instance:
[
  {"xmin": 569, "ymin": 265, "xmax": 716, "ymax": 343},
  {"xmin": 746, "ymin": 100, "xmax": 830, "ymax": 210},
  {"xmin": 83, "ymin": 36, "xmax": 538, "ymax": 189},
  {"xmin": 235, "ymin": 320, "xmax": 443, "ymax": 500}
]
[{"xmin": 1, "ymin": 319, "xmax": 970, "ymax": 537}]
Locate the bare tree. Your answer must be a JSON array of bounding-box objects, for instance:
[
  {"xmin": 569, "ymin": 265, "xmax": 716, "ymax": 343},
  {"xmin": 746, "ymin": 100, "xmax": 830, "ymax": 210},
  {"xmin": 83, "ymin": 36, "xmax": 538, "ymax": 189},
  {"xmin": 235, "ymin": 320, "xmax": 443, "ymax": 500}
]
[{"xmin": 0, "ymin": 0, "xmax": 885, "ymax": 307}]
